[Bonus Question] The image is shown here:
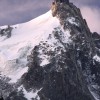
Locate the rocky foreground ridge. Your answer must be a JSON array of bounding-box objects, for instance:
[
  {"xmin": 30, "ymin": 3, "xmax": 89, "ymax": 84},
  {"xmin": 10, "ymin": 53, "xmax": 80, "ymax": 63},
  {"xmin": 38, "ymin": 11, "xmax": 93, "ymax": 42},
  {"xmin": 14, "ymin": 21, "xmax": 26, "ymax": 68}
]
[{"xmin": 0, "ymin": 0, "xmax": 100, "ymax": 100}]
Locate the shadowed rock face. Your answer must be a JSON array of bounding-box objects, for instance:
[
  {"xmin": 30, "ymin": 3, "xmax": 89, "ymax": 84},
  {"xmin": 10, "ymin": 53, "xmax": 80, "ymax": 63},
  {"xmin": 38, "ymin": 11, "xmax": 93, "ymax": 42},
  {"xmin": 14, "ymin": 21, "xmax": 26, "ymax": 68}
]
[
  {"xmin": 0, "ymin": 1, "xmax": 100, "ymax": 100},
  {"xmin": 0, "ymin": 97, "xmax": 4, "ymax": 100},
  {"xmin": 21, "ymin": 2, "xmax": 100, "ymax": 100}
]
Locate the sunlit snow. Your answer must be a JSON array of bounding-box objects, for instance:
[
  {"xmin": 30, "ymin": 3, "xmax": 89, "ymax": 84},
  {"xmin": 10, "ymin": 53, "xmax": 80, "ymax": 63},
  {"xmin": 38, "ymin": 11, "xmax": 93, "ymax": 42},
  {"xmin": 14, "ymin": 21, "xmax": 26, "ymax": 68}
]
[
  {"xmin": 0, "ymin": 10, "xmax": 60, "ymax": 83},
  {"xmin": 93, "ymin": 55, "xmax": 100, "ymax": 62},
  {"xmin": 18, "ymin": 85, "xmax": 42, "ymax": 100}
]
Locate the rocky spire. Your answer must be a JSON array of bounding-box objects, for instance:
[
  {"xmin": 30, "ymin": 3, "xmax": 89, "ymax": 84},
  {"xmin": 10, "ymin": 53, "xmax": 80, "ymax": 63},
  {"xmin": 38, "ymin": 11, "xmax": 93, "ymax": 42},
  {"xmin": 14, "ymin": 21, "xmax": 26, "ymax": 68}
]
[
  {"xmin": 51, "ymin": 0, "xmax": 70, "ymax": 17},
  {"xmin": 54, "ymin": 0, "xmax": 69, "ymax": 3}
]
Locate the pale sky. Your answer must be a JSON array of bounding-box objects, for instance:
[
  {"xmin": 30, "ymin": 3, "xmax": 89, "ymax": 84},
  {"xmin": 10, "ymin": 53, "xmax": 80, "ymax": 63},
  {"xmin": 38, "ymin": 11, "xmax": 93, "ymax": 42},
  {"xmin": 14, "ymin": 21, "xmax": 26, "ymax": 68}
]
[{"xmin": 0, "ymin": 0, "xmax": 100, "ymax": 33}]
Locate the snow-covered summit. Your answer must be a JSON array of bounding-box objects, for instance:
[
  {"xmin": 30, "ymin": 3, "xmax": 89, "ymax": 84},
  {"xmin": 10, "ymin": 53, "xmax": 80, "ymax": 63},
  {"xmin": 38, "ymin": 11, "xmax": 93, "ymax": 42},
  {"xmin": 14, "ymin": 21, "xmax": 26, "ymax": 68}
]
[
  {"xmin": 0, "ymin": 11, "xmax": 59, "ymax": 45},
  {"xmin": 0, "ymin": 1, "xmax": 100, "ymax": 100},
  {"xmin": 0, "ymin": 10, "xmax": 60, "ymax": 83}
]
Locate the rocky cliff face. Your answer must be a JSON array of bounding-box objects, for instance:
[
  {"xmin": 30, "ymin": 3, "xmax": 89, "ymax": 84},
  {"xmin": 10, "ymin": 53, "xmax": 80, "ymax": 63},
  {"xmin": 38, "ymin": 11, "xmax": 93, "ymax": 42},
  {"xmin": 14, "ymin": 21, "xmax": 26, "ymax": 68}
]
[{"xmin": 0, "ymin": 0, "xmax": 100, "ymax": 100}]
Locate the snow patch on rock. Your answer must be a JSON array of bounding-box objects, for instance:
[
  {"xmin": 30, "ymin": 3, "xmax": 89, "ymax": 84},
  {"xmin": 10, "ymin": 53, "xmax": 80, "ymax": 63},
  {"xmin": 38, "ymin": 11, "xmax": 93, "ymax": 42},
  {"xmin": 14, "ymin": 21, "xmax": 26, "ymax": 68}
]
[
  {"xmin": 93, "ymin": 55, "xmax": 100, "ymax": 62},
  {"xmin": 18, "ymin": 86, "xmax": 41, "ymax": 100}
]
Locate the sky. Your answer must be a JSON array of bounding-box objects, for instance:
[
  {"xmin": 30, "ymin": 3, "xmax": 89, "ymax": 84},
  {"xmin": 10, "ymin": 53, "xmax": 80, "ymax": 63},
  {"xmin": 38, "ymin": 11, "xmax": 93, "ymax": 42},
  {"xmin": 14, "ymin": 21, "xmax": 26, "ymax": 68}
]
[{"xmin": 0, "ymin": 0, "xmax": 100, "ymax": 33}]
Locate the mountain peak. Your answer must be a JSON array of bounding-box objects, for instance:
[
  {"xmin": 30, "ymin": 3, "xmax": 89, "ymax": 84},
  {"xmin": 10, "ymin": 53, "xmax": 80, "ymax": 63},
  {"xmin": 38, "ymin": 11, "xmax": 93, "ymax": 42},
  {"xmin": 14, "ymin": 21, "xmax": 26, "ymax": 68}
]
[
  {"xmin": 54, "ymin": 0, "xmax": 69, "ymax": 3},
  {"xmin": 0, "ymin": 1, "xmax": 100, "ymax": 100}
]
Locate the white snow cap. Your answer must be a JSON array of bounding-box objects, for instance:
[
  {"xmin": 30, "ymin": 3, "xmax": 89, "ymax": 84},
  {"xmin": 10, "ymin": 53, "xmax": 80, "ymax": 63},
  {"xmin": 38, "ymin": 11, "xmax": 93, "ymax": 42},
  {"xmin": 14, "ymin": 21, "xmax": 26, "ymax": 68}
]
[{"xmin": 0, "ymin": 10, "xmax": 60, "ymax": 83}]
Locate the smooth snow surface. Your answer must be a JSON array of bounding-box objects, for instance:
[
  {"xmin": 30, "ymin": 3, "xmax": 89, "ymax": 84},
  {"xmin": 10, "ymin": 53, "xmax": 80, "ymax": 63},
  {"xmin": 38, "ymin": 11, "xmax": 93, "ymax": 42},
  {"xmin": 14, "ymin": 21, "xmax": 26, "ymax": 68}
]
[{"xmin": 0, "ymin": 10, "xmax": 60, "ymax": 83}]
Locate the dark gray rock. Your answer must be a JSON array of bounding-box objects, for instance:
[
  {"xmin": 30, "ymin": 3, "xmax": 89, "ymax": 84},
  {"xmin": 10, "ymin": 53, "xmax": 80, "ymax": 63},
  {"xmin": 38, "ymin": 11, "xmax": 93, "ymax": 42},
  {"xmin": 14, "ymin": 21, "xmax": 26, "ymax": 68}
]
[
  {"xmin": 54, "ymin": 0, "xmax": 69, "ymax": 3},
  {"xmin": 0, "ymin": 25, "xmax": 13, "ymax": 38},
  {"xmin": 0, "ymin": 97, "xmax": 4, "ymax": 100}
]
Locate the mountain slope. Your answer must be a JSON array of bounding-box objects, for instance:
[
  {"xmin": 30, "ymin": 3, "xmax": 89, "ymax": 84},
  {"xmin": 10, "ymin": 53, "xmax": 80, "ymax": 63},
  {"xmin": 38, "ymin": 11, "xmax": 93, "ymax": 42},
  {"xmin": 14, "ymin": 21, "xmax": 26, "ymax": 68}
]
[
  {"xmin": 0, "ymin": 11, "xmax": 59, "ymax": 83},
  {"xmin": 0, "ymin": 0, "xmax": 100, "ymax": 100}
]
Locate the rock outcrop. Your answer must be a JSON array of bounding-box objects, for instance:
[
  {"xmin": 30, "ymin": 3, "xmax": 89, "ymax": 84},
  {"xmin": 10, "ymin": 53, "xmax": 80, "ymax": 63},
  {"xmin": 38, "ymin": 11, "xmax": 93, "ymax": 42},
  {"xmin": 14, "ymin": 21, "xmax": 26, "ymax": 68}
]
[
  {"xmin": 0, "ymin": 25, "xmax": 13, "ymax": 38},
  {"xmin": 54, "ymin": 0, "xmax": 69, "ymax": 3},
  {"xmin": 21, "ymin": 1, "xmax": 100, "ymax": 100}
]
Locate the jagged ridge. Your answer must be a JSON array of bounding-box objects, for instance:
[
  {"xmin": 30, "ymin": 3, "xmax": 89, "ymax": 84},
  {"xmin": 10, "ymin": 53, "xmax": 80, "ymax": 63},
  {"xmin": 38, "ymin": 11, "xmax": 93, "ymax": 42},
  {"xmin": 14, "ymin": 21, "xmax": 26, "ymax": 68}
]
[{"xmin": 0, "ymin": 0, "xmax": 100, "ymax": 100}]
